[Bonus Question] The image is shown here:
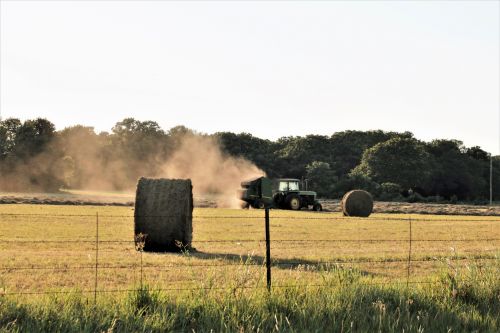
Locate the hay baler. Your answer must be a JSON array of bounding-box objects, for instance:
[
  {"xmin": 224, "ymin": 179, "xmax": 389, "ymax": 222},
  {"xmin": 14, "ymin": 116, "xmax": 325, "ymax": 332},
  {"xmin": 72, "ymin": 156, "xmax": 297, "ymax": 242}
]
[{"xmin": 239, "ymin": 177, "xmax": 322, "ymax": 211}]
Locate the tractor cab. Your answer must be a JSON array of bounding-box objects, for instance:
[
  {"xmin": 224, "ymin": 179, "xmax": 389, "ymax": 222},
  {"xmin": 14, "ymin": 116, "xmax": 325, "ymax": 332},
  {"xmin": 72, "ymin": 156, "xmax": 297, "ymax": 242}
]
[{"xmin": 276, "ymin": 179, "xmax": 300, "ymax": 192}]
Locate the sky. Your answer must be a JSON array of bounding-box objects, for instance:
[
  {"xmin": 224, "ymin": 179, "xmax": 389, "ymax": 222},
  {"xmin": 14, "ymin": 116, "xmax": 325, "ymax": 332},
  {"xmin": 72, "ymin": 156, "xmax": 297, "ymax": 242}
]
[{"xmin": 0, "ymin": 0, "xmax": 499, "ymax": 153}]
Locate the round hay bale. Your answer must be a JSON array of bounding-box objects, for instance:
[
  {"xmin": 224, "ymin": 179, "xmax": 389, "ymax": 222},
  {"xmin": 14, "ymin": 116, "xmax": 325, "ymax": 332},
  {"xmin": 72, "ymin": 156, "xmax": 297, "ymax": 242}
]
[
  {"xmin": 341, "ymin": 190, "xmax": 373, "ymax": 217},
  {"xmin": 134, "ymin": 177, "xmax": 193, "ymax": 252}
]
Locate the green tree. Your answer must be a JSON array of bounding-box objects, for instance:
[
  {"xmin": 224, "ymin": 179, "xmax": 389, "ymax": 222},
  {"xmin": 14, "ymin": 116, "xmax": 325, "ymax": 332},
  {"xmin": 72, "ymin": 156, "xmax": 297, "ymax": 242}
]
[
  {"xmin": 493, "ymin": 156, "xmax": 500, "ymax": 201},
  {"xmin": 305, "ymin": 161, "xmax": 337, "ymax": 197},
  {"xmin": 0, "ymin": 118, "xmax": 22, "ymax": 159},
  {"xmin": 464, "ymin": 146, "xmax": 489, "ymax": 161},
  {"xmin": 108, "ymin": 118, "xmax": 170, "ymax": 188},
  {"xmin": 0, "ymin": 118, "xmax": 63, "ymax": 192},
  {"xmin": 12, "ymin": 118, "xmax": 56, "ymax": 159},
  {"xmin": 111, "ymin": 118, "xmax": 168, "ymax": 161},
  {"xmin": 275, "ymin": 135, "xmax": 334, "ymax": 178},
  {"xmin": 425, "ymin": 139, "xmax": 474, "ymax": 199},
  {"xmin": 329, "ymin": 130, "xmax": 413, "ymax": 177},
  {"xmin": 215, "ymin": 132, "xmax": 278, "ymax": 176},
  {"xmin": 353, "ymin": 137, "xmax": 432, "ymax": 191}
]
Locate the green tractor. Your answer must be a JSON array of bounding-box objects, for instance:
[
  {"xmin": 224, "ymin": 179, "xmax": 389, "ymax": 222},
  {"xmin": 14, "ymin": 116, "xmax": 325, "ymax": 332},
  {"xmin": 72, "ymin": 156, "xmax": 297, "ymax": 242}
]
[{"xmin": 239, "ymin": 177, "xmax": 322, "ymax": 211}]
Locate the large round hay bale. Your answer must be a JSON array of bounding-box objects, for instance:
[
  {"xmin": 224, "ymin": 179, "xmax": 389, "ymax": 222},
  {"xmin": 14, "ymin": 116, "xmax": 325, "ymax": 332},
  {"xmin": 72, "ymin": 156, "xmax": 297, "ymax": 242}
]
[
  {"xmin": 134, "ymin": 178, "xmax": 193, "ymax": 252},
  {"xmin": 341, "ymin": 190, "xmax": 373, "ymax": 217}
]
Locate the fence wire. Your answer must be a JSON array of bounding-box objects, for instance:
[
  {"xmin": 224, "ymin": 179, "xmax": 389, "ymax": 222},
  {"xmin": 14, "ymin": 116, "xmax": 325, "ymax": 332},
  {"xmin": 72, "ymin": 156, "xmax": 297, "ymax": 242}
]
[{"xmin": 1, "ymin": 211, "xmax": 499, "ymax": 298}]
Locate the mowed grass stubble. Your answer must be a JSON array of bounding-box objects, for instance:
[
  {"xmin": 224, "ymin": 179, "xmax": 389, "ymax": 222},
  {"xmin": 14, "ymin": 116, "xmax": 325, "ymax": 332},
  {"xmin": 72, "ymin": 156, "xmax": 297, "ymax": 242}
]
[{"xmin": 0, "ymin": 204, "xmax": 498, "ymax": 293}]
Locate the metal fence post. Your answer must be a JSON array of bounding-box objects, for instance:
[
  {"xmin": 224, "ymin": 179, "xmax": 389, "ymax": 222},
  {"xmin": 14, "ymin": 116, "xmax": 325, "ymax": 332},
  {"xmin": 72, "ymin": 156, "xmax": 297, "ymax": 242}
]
[
  {"xmin": 406, "ymin": 216, "xmax": 412, "ymax": 288},
  {"xmin": 94, "ymin": 212, "xmax": 99, "ymax": 304},
  {"xmin": 265, "ymin": 207, "xmax": 271, "ymax": 292}
]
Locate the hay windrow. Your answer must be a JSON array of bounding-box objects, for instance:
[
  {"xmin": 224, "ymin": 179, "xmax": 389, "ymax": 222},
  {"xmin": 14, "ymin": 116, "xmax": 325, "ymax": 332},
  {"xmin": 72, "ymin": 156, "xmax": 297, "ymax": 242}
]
[
  {"xmin": 134, "ymin": 178, "xmax": 193, "ymax": 252},
  {"xmin": 341, "ymin": 190, "xmax": 373, "ymax": 217}
]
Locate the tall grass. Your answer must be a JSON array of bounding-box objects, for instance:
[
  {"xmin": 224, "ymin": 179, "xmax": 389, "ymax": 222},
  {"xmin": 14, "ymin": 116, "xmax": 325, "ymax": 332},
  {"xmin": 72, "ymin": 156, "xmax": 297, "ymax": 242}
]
[{"xmin": 1, "ymin": 264, "xmax": 498, "ymax": 332}]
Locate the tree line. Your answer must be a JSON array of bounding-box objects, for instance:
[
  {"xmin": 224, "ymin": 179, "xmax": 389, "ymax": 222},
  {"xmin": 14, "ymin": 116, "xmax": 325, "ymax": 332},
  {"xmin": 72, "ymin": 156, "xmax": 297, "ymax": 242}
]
[{"xmin": 0, "ymin": 117, "xmax": 498, "ymax": 202}]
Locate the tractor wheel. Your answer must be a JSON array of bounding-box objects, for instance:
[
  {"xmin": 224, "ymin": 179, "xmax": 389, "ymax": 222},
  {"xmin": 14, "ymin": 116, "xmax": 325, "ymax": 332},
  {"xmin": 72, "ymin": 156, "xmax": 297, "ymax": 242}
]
[
  {"xmin": 252, "ymin": 200, "xmax": 265, "ymax": 209},
  {"xmin": 273, "ymin": 192, "xmax": 285, "ymax": 206},
  {"xmin": 286, "ymin": 194, "xmax": 301, "ymax": 210},
  {"xmin": 313, "ymin": 203, "xmax": 322, "ymax": 212}
]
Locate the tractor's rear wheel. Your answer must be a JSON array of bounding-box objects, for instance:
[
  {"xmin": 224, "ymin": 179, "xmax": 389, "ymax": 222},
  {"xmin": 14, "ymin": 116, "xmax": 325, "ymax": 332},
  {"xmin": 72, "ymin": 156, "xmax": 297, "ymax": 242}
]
[
  {"xmin": 273, "ymin": 192, "xmax": 285, "ymax": 207},
  {"xmin": 286, "ymin": 194, "xmax": 301, "ymax": 210},
  {"xmin": 252, "ymin": 200, "xmax": 265, "ymax": 209}
]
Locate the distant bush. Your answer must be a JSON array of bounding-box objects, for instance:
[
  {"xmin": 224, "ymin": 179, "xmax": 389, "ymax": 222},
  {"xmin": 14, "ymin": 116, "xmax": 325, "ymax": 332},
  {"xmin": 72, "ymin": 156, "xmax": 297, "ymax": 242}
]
[
  {"xmin": 406, "ymin": 192, "xmax": 426, "ymax": 203},
  {"xmin": 332, "ymin": 174, "xmax": 380, "ymax": 199},
  {"xmin": 471, "ymin": 198, "xmax": 490, "ymax": 206},
  {"xmin": 377, "ymin": 182, "xmax": 403, "ymax": 201},
  {"xmin": 425, "ymin": 195, "xmax": 445, "ymax": 203}
]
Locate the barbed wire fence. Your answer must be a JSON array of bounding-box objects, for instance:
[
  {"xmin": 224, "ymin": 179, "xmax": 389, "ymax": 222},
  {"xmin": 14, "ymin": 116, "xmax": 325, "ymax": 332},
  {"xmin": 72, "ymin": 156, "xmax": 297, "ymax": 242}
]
[{"xmin": 0, "ymin": 211, "xmax": 499, "ymax": 303}]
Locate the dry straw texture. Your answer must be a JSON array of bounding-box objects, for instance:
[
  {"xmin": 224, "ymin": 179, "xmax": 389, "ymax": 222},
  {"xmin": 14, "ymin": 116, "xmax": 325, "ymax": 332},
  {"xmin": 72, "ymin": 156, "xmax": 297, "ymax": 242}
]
[
  {"xmin": 134, "ymin": 177, "xmax": 193, "ymax": 251},
  {"xmin": 341, "ymin": 190, "xmax": 373, "ymax": 217}
]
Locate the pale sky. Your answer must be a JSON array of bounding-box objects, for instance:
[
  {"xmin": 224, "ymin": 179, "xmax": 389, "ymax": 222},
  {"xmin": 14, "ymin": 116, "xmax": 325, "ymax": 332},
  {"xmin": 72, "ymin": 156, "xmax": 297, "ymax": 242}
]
[{"xmin": 1, "ymin": 0, "xmax": 499, "ymax": 153}]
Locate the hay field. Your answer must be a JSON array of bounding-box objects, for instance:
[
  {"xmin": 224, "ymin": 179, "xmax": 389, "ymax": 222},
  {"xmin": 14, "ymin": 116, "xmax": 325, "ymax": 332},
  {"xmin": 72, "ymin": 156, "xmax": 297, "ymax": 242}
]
[
  {"xmin": 2, "ymin": 190, "xmax": 500, "ymax": 215},
  {"xmin": 0, "ymin": 204, "xmax": 498, "ymax": 296}
]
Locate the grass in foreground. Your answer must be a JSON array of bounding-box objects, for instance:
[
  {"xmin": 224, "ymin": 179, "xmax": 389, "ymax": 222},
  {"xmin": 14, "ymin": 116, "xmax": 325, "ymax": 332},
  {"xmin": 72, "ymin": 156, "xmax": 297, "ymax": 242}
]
[{"xmin": 1, "ymin": 266, "xmax": 499, "ymax": 333}]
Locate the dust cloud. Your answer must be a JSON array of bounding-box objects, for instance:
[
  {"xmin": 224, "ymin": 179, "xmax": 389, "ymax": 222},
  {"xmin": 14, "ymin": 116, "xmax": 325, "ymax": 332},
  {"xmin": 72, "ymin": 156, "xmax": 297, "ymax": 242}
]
[
  {"xmin": 158, "ymin": 135, "xmax": 265, "ymax": 208},
  {"xmin": 0, "ymin": 127, "xmax": 265, "ymax": 208}
]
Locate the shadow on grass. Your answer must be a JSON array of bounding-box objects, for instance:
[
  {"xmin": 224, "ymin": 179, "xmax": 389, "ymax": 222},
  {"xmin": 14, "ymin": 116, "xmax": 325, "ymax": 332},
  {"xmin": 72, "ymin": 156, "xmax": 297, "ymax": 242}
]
[{"xmin": 189, "ymin": 250, "xmax": 376, "ymax": 276}]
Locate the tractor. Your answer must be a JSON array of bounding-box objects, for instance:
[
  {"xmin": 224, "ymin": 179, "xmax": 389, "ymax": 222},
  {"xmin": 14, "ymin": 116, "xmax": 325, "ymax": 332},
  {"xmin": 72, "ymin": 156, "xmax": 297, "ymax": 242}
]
[{"xmin": 239, "ymin": 177, "xmax": 322, "ymax": 211}]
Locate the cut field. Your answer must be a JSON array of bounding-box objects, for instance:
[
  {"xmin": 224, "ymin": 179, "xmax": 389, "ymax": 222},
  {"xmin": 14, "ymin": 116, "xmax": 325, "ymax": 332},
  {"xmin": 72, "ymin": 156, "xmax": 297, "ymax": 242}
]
[
  {"xmin": 1, "ymin": 204, "xmax": 499, "ymax": 332},
  {"xmin": 2, "ymin": 190, "xmax": 500, "ymax": 215},
  {"xmin": 0, "ymin": 204, "xmax": 498, "ymax": 295}
]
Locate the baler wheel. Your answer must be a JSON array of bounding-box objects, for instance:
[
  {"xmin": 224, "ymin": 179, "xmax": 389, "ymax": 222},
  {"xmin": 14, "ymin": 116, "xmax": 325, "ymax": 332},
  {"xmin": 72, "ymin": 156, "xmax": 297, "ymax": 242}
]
[{"xmin": 313, "ymin": 203, "xmax": 322, "ymax": 211}]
